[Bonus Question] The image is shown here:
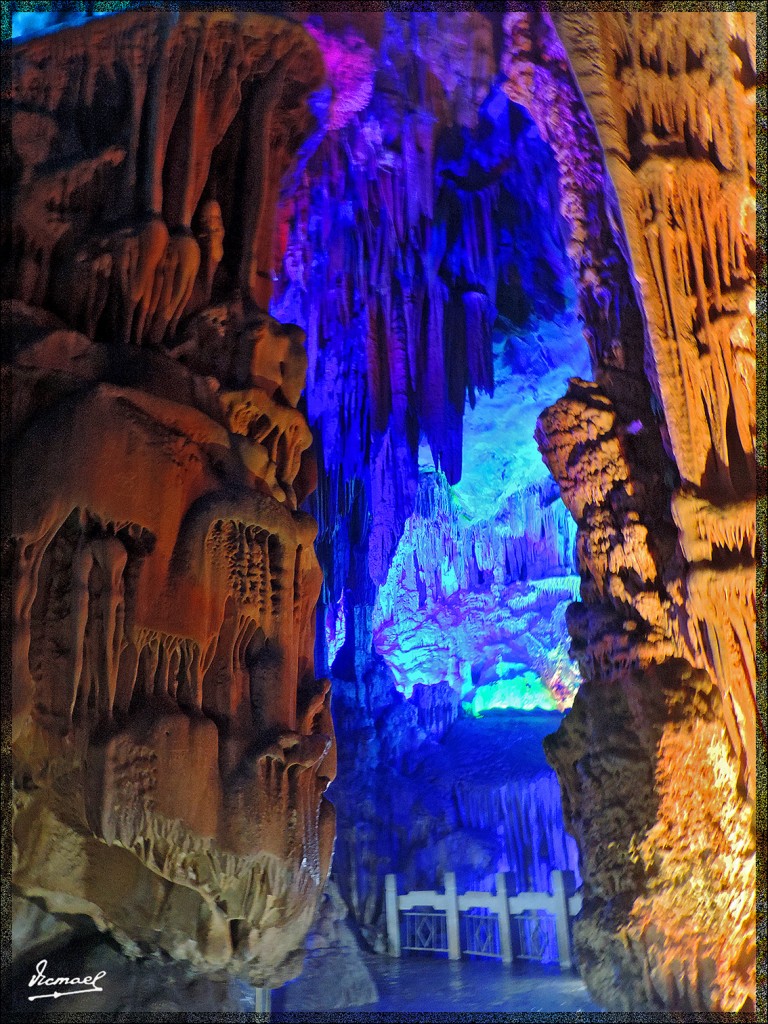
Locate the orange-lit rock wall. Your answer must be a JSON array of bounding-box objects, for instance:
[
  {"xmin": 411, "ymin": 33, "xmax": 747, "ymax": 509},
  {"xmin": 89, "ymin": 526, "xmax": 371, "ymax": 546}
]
[
  {"xmin": 5, "ymin": 11, "xmax": 336, "ymax": 987},
  {"xmin": 555, "ymin": 7, "xmax": 758, "ymax": 800},
  {"xmin": 502, "ymin": 10, "xmax": 757, "ymax": 1012}
]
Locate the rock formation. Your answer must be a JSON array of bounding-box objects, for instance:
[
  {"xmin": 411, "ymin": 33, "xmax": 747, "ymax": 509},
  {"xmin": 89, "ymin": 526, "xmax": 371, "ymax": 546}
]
[
  {"xmin": 329, "ymin": 672, "xmax": 581, "ymax": 951},
  {"xmin": 501, "ymin": 9, "xmax": 757, "ymax": 1012},
  {"xmin": 5, "ymin": 11, "xmax": 335, "ymax": 987},
  {"xmin": 372, "ymin": 296, "xmax": 591, "ymax": 718},
  {"xmin": 10, "ymin": 901, "xmax": 256, "ymax": 1016},
  {"xmin": 272, "ymin": 10, "xmax": 503, "ymax": 601},
  {"xmin": 272, "ymin": 880, "xmax": 379, "ymax": 1012},
  {"xmin": 553, "ymin": 10, "xmax": 758, "ymax": 798},
  {"xmin": 5, "ymin": 7, "xmax": 758, "ymax": 1015}
]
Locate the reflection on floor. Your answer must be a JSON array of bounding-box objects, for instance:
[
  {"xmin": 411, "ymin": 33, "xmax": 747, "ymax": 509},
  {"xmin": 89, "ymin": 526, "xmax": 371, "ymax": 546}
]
[
  {"xmin": 273, "ymin": 953, "xmax": 604, "ymax": 1014},
  {"xmin": 11, "ymin": 921, "xmax": 602, "ymax": 1017}
]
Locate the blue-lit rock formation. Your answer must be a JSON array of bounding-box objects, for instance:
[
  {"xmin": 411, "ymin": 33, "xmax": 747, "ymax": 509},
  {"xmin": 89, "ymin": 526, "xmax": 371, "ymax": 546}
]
[
  {"xmin": 329, "ymin": 663, "xmax": 581, "ymax": 950},
  {"xmin": 270, "ymin": 13, "xmax": 592, "ymax": 953},
  {"xmin": 324, "ymin": 299, "xmax": 590, "ymax": 949},
  {"xmin": 373, "ymin": 300, "xmax": 590, "ymax": 715},
  {"xmin": 271, "ymin": 13, "xmax": 571, "ymax": 624}
]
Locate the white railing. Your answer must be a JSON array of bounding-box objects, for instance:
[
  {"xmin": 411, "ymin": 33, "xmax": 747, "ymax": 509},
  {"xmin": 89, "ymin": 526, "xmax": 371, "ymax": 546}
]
[{"xmin": 385, "ymin": 870, "xmax": 582, "ymax": 970}]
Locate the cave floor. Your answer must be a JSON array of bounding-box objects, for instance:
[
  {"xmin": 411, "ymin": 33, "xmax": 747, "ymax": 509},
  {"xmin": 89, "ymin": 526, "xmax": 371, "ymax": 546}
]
[
  {"xmin": 12, "ymin": 934, "xmax": 602, "ymax": 1017},
  {"xmin": 276, "ymin": 953, "xmax": 604, "ymax": 1014}
]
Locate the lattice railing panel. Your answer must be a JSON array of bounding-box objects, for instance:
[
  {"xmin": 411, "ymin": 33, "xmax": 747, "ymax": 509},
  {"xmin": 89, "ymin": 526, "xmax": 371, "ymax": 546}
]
[
  {"xmin": 511, "ymin": 910, "xmax": 558, "ymax": 963},
  {"xmin": 401, "ymin": 909, "xmax": 449, "ymax": 953},
  {"xmin": 461, "ymin": 908, "xmax": 502, "ymax": 959}
]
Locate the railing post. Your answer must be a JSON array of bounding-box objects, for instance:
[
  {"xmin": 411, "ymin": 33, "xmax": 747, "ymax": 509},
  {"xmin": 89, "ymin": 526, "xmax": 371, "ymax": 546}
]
[
  {"xmin": 495, "ymin": 871, "xmax": 513, "ymax": 965},
  {"xmin": 551, "ymin": 870, "xmax": 572, "ymax": 970},
  {"xmin": 385, "ymin": 873, "xmax": 401, "ymax": 957},
  {"xmin": 444, "ymin": 871, "xmax": 461, "ymax": 960}
]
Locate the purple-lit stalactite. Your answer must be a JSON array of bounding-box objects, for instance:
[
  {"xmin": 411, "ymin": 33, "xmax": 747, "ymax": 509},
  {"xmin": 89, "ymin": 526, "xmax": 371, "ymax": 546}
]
[{"xmin": 272, "ymin": 13, "xmax": 573, "ymax": 673}]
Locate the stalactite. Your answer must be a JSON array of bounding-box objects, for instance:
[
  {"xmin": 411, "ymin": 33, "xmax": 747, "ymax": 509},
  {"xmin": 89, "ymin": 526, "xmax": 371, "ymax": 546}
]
[
  {"xmin": 7, "ymin": 10, "xmax": 336, "ymax": 988},
  {"xmin": 6, "ymin": 10, "xmax": 324, "ymax": 345},
  {"xmin": 276, "ymin": 18, "xmax": 593, "ymax": 974},
  {"xmin": 513, "ymin": 8, "xmax": 757, "ymax": 1013},
  {"xmin": 274, "ymin": 13, "xmax": 570, "ymax": 621}
]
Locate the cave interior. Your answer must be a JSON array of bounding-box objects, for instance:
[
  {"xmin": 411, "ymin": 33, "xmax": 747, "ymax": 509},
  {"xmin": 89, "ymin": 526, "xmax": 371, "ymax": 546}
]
[{"xmin": 4, "ymin": 5, "xmax": 759, "ymax": 1017}]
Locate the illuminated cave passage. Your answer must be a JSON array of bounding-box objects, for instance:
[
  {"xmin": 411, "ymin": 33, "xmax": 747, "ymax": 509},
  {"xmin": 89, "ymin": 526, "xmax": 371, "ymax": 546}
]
[
  {"xmin": 263, "ymin": 29, "xmax": 595, "ymax": 973},
  {"xmin": 373, "ymin": 294, "xmax": 588, "ymax": 718},
  {"xmin": 5, "ymin": 6, "xmax": 757, "ymax": 1017},
  {"xmin": 300, "ymin": 83, "xmax": 593, "ymax": 943}
]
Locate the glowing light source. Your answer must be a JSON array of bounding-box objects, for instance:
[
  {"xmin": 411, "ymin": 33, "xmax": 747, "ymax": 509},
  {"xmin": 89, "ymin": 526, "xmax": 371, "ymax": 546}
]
[
  {"xmin": 9, "ymin": 4, "xmax": 168, "ymax": 41},
  {"xmin": 463, "ymin": 671, "xmax": 558, "ymax": 716}
]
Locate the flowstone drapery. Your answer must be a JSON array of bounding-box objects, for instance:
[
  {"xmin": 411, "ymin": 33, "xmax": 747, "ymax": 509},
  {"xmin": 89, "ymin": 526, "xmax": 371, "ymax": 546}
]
[
  {"xmin": 6, "ymin": 11, "xmax": 335, "ymax": 986},
  {"xmin": 505, "ymin": 10, "xmax": 757, "ymax": 1011}
]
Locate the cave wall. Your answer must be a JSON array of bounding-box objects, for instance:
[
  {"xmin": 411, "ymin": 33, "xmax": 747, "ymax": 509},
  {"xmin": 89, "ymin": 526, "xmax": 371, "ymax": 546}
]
[
  {"xmin": 500, "ymin": 10, "xmax": 757, "ymax": 1012},
  {"xmin": 5, "ymin": 11, "xmax": 336, "ymax": 988}
]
